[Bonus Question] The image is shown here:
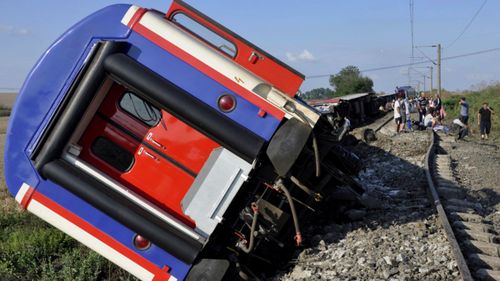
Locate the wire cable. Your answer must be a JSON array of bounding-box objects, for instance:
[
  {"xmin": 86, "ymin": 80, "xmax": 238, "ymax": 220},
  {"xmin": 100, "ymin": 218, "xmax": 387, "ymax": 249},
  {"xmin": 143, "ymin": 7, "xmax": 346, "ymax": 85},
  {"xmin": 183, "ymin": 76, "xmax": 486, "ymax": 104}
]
[
  {"xmin": 415, "ymin": 47, "xmax": 437, "ymax": 65},
  {"xmin": 447, "ymin": 0, "xmax": 488, "ymax": 49},
  {"xmin": 306, "ymin": 46, "xmax": 500, "ymax": 79}
]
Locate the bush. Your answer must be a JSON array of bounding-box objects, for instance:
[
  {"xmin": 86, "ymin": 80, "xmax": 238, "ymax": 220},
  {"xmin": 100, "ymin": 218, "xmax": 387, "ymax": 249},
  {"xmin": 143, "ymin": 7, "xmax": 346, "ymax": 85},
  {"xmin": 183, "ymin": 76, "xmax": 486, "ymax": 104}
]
[{"xmin": 442, "ymin": 83, "xmax": 500, "ymax": 143}]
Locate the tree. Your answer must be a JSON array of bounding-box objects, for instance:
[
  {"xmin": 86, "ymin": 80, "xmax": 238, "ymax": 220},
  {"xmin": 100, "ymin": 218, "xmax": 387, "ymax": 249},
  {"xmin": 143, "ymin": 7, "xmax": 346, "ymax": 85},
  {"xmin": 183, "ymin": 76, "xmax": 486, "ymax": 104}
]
[
  {"xmin": 301, "ymin": 87, "xmax": 335, "ymax": 100},
  {"xmin": 329, "ymin": 65, "xmax": 374, "ymax": 97}
]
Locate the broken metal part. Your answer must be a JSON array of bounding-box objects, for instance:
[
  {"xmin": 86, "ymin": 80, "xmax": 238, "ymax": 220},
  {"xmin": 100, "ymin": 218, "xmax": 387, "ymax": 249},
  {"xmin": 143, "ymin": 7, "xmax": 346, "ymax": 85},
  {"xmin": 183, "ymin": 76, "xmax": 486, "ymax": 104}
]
[
  {"xmin": 256, "ymin": 199, "xmax": 289, "ymax": 234},
  {"xmin": 275, "ymin": 179, "xmax": 302, "ymax": 246},
  {"xmin": 290, "ymin": 176, "xmax": 323, "ymax": 202}
]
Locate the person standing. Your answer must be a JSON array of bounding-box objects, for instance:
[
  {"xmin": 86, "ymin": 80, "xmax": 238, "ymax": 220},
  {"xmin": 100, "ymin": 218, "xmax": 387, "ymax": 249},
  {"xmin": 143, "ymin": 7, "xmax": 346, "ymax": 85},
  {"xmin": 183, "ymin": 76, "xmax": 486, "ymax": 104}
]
[
  {"xmin": 433, "ymin": 94, "xmax": 442, "ymax": 112},
  {"xmin": 478, "ymin": 102, "xmax": 495, "ymax": 140},
  {"xmin": 459, "ymin": 97, "xmax": 469, "ymax": 128},
  {"xmin": 417, "ymin": 92, "xmax": 428, "ymax": 124},
  {"xmin": 394, "ymin": 94, "xmax": 403, "ymax": 133},
  {"xmin": 404, "ymin": 96, "xmax": 411, "ymax": 130}
]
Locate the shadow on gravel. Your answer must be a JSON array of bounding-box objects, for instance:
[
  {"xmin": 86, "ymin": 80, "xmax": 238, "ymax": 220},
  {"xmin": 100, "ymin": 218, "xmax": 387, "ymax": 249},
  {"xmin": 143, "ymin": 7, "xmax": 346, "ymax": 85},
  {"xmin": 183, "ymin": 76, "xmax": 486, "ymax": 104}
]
[{"xmin": 272, "ymin": 129, "xmax": 491, "ymax": 281}]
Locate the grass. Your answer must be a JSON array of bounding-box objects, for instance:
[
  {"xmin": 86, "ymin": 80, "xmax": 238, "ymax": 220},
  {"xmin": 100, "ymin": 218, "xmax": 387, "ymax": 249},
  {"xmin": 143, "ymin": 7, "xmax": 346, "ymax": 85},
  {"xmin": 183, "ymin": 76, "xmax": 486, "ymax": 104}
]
[
  {"xmin": 0, "ymin": 116, "xmax": 136, "ymax": 281},
  {"xmin": 441, "ymin": 83, "xmax": 500, "ymax": 144},
  {"xmin": 0, "ymin": 207, "xmax": 138, "ymax": 281},
  {"xmin": 0, "ymin": 106, "xmax": 11, "ymax": 117}
]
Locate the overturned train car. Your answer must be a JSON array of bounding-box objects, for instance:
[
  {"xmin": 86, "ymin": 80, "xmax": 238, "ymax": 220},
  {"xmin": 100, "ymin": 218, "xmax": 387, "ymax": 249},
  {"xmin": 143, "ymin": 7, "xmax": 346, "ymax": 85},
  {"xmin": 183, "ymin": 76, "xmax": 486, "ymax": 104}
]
[{"xmin": 4, "ymin": 1, "xmax": 364, "ymax": 280}]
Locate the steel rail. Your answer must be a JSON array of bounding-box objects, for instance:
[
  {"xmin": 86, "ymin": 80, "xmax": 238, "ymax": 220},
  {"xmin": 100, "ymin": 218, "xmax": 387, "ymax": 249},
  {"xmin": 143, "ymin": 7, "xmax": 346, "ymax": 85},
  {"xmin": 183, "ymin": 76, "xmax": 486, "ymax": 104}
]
[{"xmin": 424, "ymin": 131, "xmax": 473, "ymax": 281}]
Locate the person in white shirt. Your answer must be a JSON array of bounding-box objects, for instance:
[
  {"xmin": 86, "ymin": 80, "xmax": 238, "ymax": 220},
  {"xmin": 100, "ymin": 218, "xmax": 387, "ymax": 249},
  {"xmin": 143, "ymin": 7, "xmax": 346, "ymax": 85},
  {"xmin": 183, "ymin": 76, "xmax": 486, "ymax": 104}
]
[
  {"xmin": 424, "ymin": 109, "xmax": 434, "ymax": 128},
  {"xmin": 394, "ymin": 94, "xmax": 403, "ymax": 133}
]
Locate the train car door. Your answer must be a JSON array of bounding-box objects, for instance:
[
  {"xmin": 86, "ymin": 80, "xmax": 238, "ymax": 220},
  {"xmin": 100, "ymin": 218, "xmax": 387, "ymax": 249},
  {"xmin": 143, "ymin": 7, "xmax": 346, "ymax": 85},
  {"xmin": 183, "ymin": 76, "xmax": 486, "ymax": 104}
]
[{"xmin": 77, "ymin": 83, "xmax": 220, "ymax": 226}]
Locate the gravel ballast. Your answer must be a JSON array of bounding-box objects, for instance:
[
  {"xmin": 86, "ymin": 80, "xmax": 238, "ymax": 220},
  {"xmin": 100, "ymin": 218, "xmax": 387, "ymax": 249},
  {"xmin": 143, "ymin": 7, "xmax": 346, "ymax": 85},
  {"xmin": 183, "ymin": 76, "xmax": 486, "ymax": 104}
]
[{"xmin": 275, "ymin": 125, "xmax": 461, "ymax": 281}]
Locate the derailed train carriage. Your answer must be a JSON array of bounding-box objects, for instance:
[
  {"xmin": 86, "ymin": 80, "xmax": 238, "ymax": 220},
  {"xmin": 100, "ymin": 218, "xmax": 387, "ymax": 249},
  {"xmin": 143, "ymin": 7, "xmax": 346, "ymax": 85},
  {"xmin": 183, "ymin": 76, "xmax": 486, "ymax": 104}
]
[{"xmin": 5, "ymin": 1, "xmax": 364, "ymax": 280}]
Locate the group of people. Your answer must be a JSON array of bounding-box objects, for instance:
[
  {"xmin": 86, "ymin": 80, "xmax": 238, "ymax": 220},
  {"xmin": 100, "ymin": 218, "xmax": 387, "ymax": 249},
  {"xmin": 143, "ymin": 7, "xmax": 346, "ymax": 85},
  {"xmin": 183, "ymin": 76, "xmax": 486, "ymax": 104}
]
[
  {"xmin": 393, "ymin": 91, "xmax": 444, "ymax": 133},
  {"xmin": 393, "ymin": 91, "xmax": 495, "ymax": 140},
  {"xmin": 417, "ymin": 92, "xmax": 444, "ymax": 129}
]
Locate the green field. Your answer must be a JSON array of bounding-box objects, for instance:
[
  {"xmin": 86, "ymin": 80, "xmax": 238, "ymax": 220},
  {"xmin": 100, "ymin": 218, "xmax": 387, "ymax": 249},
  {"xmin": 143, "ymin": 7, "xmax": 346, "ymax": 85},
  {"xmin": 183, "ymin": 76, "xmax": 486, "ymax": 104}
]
[
  {"xmin": 0, "ymin": 117, "xmax": 136, "ymax": 281},
  {"xmin": 442, "ymin": 83, "xmax": 500, "ymax": 144}
]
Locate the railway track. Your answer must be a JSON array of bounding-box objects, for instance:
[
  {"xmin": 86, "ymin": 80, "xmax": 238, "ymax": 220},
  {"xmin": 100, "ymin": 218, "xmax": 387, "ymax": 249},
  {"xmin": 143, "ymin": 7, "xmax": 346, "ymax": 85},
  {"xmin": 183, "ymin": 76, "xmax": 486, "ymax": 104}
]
[{"xmin": 426, "ymin": 131, "xmax": 500, "ymax": 281}]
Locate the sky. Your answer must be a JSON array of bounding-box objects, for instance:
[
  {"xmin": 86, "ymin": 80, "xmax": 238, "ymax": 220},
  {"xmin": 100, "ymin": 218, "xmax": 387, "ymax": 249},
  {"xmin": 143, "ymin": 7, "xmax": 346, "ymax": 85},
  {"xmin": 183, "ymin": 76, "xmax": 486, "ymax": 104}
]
[{"xmin": 0, "ymin": 0, "xmax": 499, "ymax": 94}]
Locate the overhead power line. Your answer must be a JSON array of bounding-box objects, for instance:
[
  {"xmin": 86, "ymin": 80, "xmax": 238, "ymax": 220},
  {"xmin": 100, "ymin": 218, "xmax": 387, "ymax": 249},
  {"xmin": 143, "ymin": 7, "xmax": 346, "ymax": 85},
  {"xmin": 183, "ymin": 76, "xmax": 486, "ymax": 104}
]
[
  {"xmin": 306, "ymin": 46, "xmax": 500, "ymax": 79},
  {"xmin": 447, "ymin": 0, "xmax": 488, "ymax": 49},
  {"xmin": 415, "ymin": 47, "xmax": 436, "ymax": 65}
]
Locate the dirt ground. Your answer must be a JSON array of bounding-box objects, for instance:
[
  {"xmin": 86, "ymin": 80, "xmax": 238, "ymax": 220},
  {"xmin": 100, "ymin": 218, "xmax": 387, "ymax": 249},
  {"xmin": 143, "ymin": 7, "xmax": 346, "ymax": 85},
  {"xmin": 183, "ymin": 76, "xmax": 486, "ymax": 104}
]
[
  {"xmin": 0, "ymin": 93, "xmax": 17, "ymax": 108},
  {"xmin": 0, "ymin": 116, "xmax": 18, "ymax": 213},
  {"xmin": 443, "ymin": 135, "xmax": 500, "ymax": 228}
]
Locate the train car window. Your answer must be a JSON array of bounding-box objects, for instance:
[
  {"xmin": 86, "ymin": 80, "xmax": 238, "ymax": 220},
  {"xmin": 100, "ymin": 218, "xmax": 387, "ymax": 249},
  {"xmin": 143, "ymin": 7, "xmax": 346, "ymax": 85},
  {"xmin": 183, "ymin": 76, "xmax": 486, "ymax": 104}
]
[
  {"xmin": 91, "ymin": 137, "xmax": 134, "ymax": 172},
  {"xmin": 119, "ymin": 92, "xmax": 161, "ymax": 127},
  {"xmin": 172, "ymin": 12, "xmax": 237, "ymax": 58}
]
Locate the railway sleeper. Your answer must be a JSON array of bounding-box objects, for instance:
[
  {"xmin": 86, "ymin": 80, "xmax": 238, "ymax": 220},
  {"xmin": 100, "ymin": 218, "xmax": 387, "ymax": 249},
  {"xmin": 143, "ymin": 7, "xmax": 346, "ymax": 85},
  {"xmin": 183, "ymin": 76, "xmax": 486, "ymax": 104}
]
[
  {"xmin": 446, "ymin": 198, "xmax": 483, "ymax": 210},
  {"xmin": 463, "ymin": 240, "xmax": 500, "ymax": 257},
  {"xmin": 476, "ymin": 268, "xmax": 500, "ymax": 281},
  {"xmin": 436, "ymin": 174, "xmax": 454, "ymax": 182},
  {"xmin": 469, "ymin": 253, "xmax": 500, "ymax": 270},
  {"xmin": 454, "ymin": 221, "xmax": 497, "ymax": 234},
  {"xmin": 445, "ymin": 204, "xmax": 478, "ymax": 214},
  {"xmin": 435, "ymin": 154, "xmax": 451, "ymax": 162},
  {"xmin": 437, "ymin": 180, "xmax": 461, "ymax": 187},
  {"xmin": 457, "ymin": 229, "xmax": 500, "ymax": 244},
  {"xmin": 435, "ymin": 166, "xmax": 453, "ymax": 173},
  {"xmin": 437, "ymin": 178, "xmax": 459, "ymax": 187},
  {"xmin": 451, "ymin": 212, "xmax": 491, "ymax": 224},
  {"xmin": 435, "ymin": 170, "xmax": 453, "ymax": 177},
  {"xmin": 437, "ymin": 187, "xmax": 465, "ymax": 200},
  {"xmin": 392, "ymin": 198, "xmax": 430, "ymax": 205},
  {"xmin": 396, "ymin": 204, "xmax": 431, "ymax": 212}
]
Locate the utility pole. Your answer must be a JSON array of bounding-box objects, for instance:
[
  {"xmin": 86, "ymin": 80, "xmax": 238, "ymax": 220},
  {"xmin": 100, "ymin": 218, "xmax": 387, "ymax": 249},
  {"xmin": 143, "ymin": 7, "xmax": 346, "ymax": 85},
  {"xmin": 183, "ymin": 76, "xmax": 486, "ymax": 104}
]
[
  {"xmin": 429, "ymin": 66, "xmax": 433, "ymax": 96},
  {"xmin": 415, "ymin": 45, "xmax": 438, "ymax": 96},
  {"xmin": 437, "ymin": 44, "xmax": 441, "ymax": 96}
]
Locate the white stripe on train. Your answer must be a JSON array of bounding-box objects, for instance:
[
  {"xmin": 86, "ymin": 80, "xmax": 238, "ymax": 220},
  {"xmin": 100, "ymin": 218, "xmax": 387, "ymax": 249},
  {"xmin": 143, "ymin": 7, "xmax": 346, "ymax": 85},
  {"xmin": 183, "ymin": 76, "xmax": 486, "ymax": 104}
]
[
  {"xmin": 14, "ymin": 182, "xmax": 30, "ymax": 204},
  {"xmin": 121, "ymin": 5, "xmax": 140, "ymax": 26},
  {"xmin": 15, "ymin": 184, "xmax": 177, "ymax": 281},
  {"xmin": 28, "ymin": 199, "xmax": 156, "ymax": 281},
  {"xmin": 121, "ymin": 6, "xmax": 320, "ymax": 125}
]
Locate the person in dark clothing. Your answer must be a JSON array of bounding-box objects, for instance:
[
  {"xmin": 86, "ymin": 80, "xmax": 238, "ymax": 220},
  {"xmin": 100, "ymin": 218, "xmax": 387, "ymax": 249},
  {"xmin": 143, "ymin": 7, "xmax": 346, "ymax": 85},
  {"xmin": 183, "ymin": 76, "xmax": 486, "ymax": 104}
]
[
  {"xmin": 433, "ymin": 94, "xmax": 442, "ymax": 112},
  {"xmin": 459, "ymin": 97, "xmax": 469, "ymax": 127},
  {"xmin": 478, "ymin": 102, "xmax": 495, "ymax": 140},
  {"xmin": 417, "ymin": 92, "xmax": 428, "ymax": 123}
]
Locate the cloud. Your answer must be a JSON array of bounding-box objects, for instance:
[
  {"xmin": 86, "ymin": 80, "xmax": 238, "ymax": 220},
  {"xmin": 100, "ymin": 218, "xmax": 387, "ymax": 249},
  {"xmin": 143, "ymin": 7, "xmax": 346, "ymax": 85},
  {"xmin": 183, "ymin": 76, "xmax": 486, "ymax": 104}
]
[
  {"xmin": 286, "ymin": 49, "xmax": 316, "ymax": 62},
  {"xmin": 0, "ymin": 24, "xmax": 31, "ymax": 36}
]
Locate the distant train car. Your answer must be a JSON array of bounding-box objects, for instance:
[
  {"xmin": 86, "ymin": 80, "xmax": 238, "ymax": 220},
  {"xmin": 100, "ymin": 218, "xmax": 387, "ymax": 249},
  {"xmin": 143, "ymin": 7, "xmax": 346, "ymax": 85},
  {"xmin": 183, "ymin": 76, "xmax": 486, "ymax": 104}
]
[
  {"xmin": 5, "ymin": 1, "xmax": 363, "ymax": 280},
  {"xmin": 396, "ymin": 86, "xmax": 417, "ymax": 99}
]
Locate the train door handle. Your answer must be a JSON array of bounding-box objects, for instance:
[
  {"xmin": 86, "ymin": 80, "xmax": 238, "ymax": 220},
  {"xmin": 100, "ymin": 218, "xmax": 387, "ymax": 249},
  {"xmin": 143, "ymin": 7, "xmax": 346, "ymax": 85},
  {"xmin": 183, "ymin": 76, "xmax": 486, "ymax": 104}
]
[
  {"xmin": 146, "ymin": 132, "xmax": 165, "ymax": 149},
  {"xmin": 248, "ymin": 51, "xmax": 263, "ymax": 64},
  {"xmin": 138, "ymin": 147, "xmax": 158, "ymax": 161}
]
